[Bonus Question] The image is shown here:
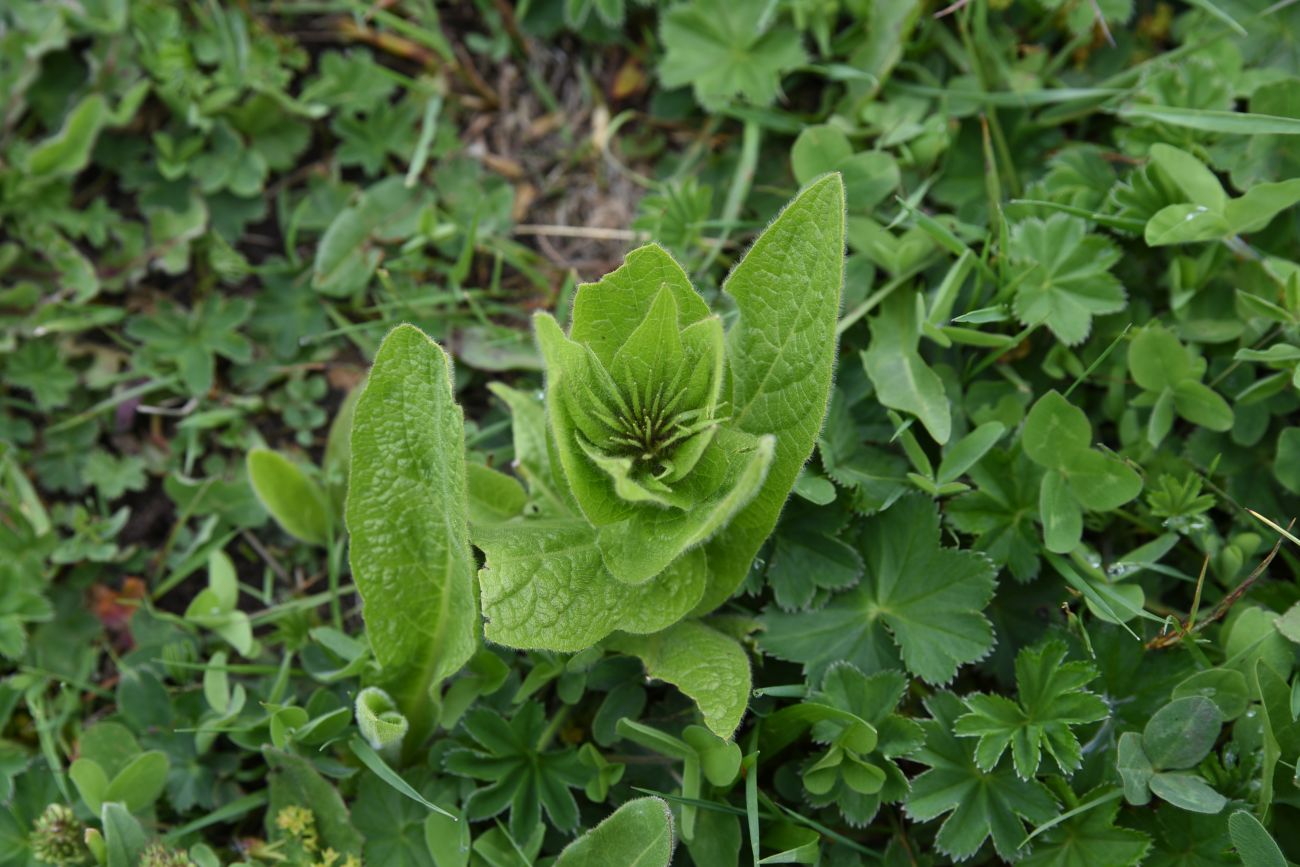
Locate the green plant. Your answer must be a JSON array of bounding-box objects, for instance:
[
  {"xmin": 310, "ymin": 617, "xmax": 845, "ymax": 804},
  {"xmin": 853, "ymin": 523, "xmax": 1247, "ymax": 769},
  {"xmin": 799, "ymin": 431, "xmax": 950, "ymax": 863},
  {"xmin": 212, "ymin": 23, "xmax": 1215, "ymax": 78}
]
[{"xmin": 346, "ymin": 176, "xmax": 845, "ymax": 738}]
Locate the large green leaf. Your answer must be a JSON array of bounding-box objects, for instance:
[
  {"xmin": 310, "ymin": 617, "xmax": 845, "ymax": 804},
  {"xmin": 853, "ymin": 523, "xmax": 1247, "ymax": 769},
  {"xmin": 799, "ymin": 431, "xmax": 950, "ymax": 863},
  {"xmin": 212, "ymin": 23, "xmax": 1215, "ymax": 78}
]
[
  {"xmin": 569, "ymin": 244, "xmax": 711, "ymax": 367},
  {"xmin": 476, "ymin": 520, "xmax": 706, "ymax": 651},
  {"xmin": 346, "ymin": 325, "xmax": 477, "ymax": 731},
  {"xmin": 595, "ymin": 429, "xmax": 774, "ymax": 584},
  {"xmin": 699, "ymin": 173, "xmax": 845, "ymax": 613},
  {"xmin": 606, "ymin": 619, "xmax": 751, "ymax": 738}
]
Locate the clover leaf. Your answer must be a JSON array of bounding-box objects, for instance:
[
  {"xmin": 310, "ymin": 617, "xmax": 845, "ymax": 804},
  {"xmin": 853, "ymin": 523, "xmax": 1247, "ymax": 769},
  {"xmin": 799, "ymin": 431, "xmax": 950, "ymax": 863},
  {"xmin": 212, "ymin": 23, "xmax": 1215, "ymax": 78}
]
[
  {"xmin": 797, "ymin": 666, "xmax": 924, "ymax": 827},
  {"xmin": 615, "ymin": 718, "xmax": 741, "ymax": 842},
  {"xmin": 658, "ymin": 0, "xmax": 808, "ymax": 110},
  {"xmin": 1021, "ymin": 390, "xmax": 1142, "ymax": 553},
  {"xmin": 1127, "ymin": 323, "xmax": 1234, "ymax": 445},
  {"xmin": 1144, "ymin": 143, "xmax": 1300, "ymax": 245},
  {"xmin": 1117, "ymin": 696, "xmax": 1227, "ymax": 815},
  {"xmin": 861, "ymin": 291, "xmax": 951, "ymax": 444}
]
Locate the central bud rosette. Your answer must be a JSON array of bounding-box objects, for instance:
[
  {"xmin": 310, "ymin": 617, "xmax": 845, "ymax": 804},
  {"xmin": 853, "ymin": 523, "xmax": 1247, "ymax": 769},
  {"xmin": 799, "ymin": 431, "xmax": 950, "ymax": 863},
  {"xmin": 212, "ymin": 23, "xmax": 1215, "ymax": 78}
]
[
  {"xmin": 533, "ymin": 244, "xmax": 776, "ymax": 586},
  {"xmin": 549, "ymin": 282, "xmax": 723, "ymax": 507}
]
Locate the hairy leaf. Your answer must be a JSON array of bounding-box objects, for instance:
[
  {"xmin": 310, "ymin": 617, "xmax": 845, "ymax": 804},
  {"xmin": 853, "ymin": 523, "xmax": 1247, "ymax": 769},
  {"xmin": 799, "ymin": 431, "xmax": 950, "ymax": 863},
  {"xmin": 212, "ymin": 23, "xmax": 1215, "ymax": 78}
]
[
  {"xmin": 477, "ymin": 521, "xmax": 706, "ymax": 651},
  {"xmin": 607, "ymin": 620, "xmax": 751, "ymax": 738},
  {"xmin": 346, "ymin": 325, "xmax": 477, "ymax": 729},
  {"xmin": 700, "ymin": 173, "xmax": 846, "ymax": 612},
  {"xmin": 554, "ymin": 797, "xmax": 675, "ymax": 867}
]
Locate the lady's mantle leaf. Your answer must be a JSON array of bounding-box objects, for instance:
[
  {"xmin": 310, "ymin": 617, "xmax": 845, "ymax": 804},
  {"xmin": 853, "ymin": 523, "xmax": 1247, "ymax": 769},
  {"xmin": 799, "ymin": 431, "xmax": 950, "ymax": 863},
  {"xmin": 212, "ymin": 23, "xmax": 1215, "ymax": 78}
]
[
  {"xmin": 658, "ymin": 0, "xmax": 808, "ymax": 110},
  {"xmin": 904, "ymin": 692, "xmax": 1058, "ymax": 862},
  {"xmin": 554, "ymin": 797, "xmax": 675, "ymax": 867},
  {"xmin": 955, "ymin": 640, "xmax": 1109, "ymax": 779},
  {"xmin": 1020, "ymin": 786, "xmax": 1150, "ymax": 867},
  {"xmin": 606, "ymin": 620, "xmax": 751, "ymax": 738},
  {"xmin": 946, "ymin": 448, "xmax": 1044, "ymax": 582},
  {"xmin": 761, "ymin": 494, "xmax": 997, "ymax": 685},
  {"xmin": 346, "ymin": 325, "xmax": 477, "ymax": 721},
  {"xmin": 1008, "ymin": 214, "xmax": 1126, "ymax": 345},
  {"xmin": 443, "ymin": 703, "xmax": 586, "ymax": 839},
  {"xmin": 476, "ymin": 520, "xmax": 707, "ymax": 652},
  {"xmin": 700, "ymin": 173, "xmax": 846, "ymax": 613}
]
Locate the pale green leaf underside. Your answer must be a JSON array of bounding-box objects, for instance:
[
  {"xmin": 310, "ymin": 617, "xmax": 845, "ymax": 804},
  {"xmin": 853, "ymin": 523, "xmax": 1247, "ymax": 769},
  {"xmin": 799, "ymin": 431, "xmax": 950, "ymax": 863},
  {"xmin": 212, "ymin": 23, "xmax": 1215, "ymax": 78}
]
[
  {"xmin": 607, "ymin": 620, "xmax": 752, "ymax": 738},
  {"xmin": 346, "ymin": 324, "xmax": 477, "ymax": 711},
  {"xmin": 466, "ymin": 462, "xmax": 528, "ymax": 525},
  {"xmin": 246, "ymin": 448, "xmax": 331, "ymax": 545},
  {"xmin": 355, "ymin": 686, "xmax": 409, "ymax": 752},
  {"xmin": 699, "ymin": 173, "xmax": 846, "ymax": 614},
  {"xmin": 476, "ymin": 520, "xmax": 707, "ymax": 651}
]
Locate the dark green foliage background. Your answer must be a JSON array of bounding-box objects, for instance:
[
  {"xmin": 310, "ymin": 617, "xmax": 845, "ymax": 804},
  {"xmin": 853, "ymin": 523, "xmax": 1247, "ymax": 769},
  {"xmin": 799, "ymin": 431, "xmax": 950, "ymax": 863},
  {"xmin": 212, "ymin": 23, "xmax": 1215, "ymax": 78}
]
[{"xmin": 4, "ymin": 0, "xmax": 1300, "ymax": 864}]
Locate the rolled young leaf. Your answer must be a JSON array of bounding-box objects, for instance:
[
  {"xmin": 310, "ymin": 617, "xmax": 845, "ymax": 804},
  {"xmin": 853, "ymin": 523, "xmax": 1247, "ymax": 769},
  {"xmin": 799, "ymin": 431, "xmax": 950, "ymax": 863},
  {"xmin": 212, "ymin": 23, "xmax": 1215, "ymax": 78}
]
[{"xmin": 355, "ymin": 686, "xmax": 410, "ymax": 754}]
